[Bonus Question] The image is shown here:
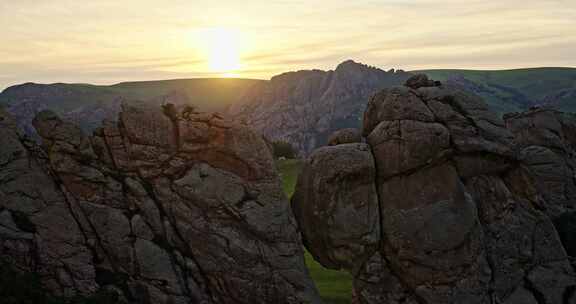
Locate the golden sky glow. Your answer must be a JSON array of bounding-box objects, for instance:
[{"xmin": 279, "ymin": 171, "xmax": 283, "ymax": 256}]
[{"xmin": 0, "ymin": 0, "xmax": 575, "ymax": 89}]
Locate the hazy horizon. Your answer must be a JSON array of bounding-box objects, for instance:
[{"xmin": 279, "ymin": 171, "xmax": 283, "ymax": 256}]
[{"xmin": 2, "ymin": 0, "xmax": 575, "ymax": 90}]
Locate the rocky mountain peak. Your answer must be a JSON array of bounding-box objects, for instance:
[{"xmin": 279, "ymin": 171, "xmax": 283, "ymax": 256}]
[
  {"xmin": 269, "ymin": 69, "xmax": 327, "ymax": 84},
  {"xmin": 335, "ymin": 59, "xmax": 389, "ymax": 73},
  {"xmin": 229, "ymin": 61, "xmax": 413, "ymax": 155}
]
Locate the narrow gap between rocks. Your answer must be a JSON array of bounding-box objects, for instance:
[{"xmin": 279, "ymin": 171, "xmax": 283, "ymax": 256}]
[{"xmin": 277, "ymin": 158, "xmax": 353, "ymax": 304}]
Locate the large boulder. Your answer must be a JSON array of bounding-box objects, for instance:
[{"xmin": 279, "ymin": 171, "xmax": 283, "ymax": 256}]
[
  {"xmin": 293, "ymin": 82, "xmax": 576, "ymax": 304},
  {"xmin": 1, "ymin": 105, "xmax": 321, "ymax": 304},
  {"xmin": 505, "ymin": 109, "xmax": 576, "ymax": 265},
  {"xmin": 292, "ymin": 143, "xmax": 379, "ymax": 272},
  {"xmin": 327, "ymin": 128, "xmax": 361, "ymax": 146},
  {"xmin": 505, "ymin": 109, "xmax": 576, "ymax": 217}
]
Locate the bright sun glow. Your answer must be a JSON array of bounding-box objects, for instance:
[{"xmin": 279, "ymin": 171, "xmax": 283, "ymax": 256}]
[{"xmin": 199, "ymin": 28, "xmax": 242, "ymax": 75}]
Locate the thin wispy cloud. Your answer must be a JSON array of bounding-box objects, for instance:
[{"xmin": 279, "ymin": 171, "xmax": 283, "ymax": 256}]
[{"xmin": 1, "ymin": 0, "xmax": 574, "ymax": 89}]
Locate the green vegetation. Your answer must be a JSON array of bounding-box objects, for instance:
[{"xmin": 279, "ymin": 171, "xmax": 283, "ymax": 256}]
[
  {"xmin": 272, "ymin": 140, "xmax": 298, "ymax": 159},
  {"xmin": 0, "ymin": 78, "xmax": 262, "ymax": 113},
  {"xmin": 419, "ymin": 68, "xmax": 576, "ymax": 115},
  {"xmin": 304, "ymin": 251, "xmax": 353, "ymax": 304},
  {"xmin": 277, "ymin": 158, "xmax": 302, "ymax": 197},
  {"xmin": 277, "ymin": 159, "xmax": 354, "ymax": 304},
  {"xmin": 420, "ymin": 68, "xmax": 576, "ymax": 99}
]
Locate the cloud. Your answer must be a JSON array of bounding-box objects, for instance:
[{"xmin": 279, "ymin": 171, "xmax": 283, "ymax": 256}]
[{"xmin": 0, "ymin": 0, "xmax": 575, "ymax": 89}]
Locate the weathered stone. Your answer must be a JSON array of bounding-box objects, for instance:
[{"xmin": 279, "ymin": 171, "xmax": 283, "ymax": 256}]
[
  {"xmin": 367, "ymin": 120, "xmax": 450, "ymax": 179},
  {"xmin": 422, "ymin": 85, "xmax": 515, "ymax": 157},
  {"xmin": 363, "ymin": 86, "xmax": 435, "ymax": 136},
  {"xmin": 0, "ymin": 105, "xmax": 321, "ymax": 304},
  {"xmin": 404, "ymin": 74, "xmax": 440, "ymax": 89},
  {"xmin": 327, "ymin": 128, "xmax": 361, "ymax": 146},
  {"xmin": 292, "ymin": 143, "xmax": 379, "ymax": 272},
  {"xmin": 294, "ymin": 80, "xmax": 576, "ymax": 304},
  {"xmin": 0, "ymin": 108, "xmax": 98, "ymax": 297},
  {"xmin": 505, "ymin": 109, "xmax": 576, "ymax": 263},
  {"xmin": 505, "ymin": 109, "xmax": 576, "ymax": 217}
]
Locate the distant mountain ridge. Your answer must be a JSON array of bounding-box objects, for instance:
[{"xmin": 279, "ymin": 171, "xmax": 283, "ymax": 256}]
[
  {"xmin": 420, "ymin": 67, "xmax": 576, "ymax": 113},
  {"xmin": 1, "ymin": 62, "xmax": 575, "ymax": 154},
  {"xmin": 228, "ymin": 60, "xmax": 412, "ymax": 153}
]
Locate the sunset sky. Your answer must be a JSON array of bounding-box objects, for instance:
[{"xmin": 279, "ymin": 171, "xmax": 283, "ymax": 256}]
[{"xmin": 1, "ymin": 0, "xmax": 575, "ymax": 90}]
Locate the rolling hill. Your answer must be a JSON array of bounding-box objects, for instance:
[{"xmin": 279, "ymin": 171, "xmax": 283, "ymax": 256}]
[
  {"xmin": 0, "ymin": 78, "xmax": 262, "ymax": 136},
  {"xmin": 419, "ymin": 67, "xmax": 576, "ymax": 114}
]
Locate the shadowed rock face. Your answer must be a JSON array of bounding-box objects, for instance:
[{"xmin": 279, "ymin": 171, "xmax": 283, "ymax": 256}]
[
  {"xmin": 505, "ymin": 109, "xmax": 576, "ymax": 261},
  {"xmin": 327, "ymin": 128, "xmax": 361, "ymax": 146},
  {"xmin": 505, "ymin": 109, "xmax": 576, "ymax": 217},
  {"xmin": 292, "ymin": 76, "xmax": 576, "ymax": 304},
  {"xmin": 0, "ymin": 105, "xmax": 321, "ymax": 303},
  {"xmin": 292, "ymin": 143, "xmax": 380, "ymax": 273},
  {"xmin": 0, "ymin": 108, "xmax": 98, "ymax": 298}
]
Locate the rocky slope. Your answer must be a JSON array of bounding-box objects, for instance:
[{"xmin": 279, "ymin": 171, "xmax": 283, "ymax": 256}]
[
  {"xmin": 0, "ymin": 105, "xmax": 320, "ymax": 303},
  {"xmin": 422, "ymin": 68, "xmax": 576, "ymax": 114},
  {"xmin": 0, "ymin": 79, "xmax": 261, "ymax": 139},
  {"xmin": 228, "ymin": 60, "xmax": 412, "ymax": 154},
  {"xmin": 292, "ymin": 75, "xmax": 576, "ymax": 304}
]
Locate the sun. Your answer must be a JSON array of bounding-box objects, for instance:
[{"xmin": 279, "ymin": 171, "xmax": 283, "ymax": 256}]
[{"xmin": 201, "ymin": 28, "xmax": 242, "ymax": 75}]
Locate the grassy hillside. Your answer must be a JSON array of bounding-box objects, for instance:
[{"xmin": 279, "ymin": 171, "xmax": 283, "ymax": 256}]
[
  {"xmin": 277, "ymin": 159, "xmax": 353, "ymax": 304},
  {"xmin": 2, "ymin": 67, "xmax": 575, "ymax": 118},
  {"xmin": 421, "ymin": 68, "xmax": 576, "ymax": 98},
  {"xmin": 110, "ymin": 78, "xmax": 263, "ymax": 111},
  {"xmin": 419, "ymin": 68, "xmax": 576, "ymax": 114},
  {"xmin": 0, "ymin": 78, "xmax": 263, "ymax": 113}
]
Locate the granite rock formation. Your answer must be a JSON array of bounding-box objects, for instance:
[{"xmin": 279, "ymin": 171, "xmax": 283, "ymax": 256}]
[
  {"xmin": 292, "ymin": 75, "xmax": 576, "ymax": 304},
  {"xmin": 505, "ymin": 109, "xmax": 576, "ymax": 217},
  {"xmin": 505, "ymin": 109, "xmax": 576, "ymax": 260},
  {"xmin": 327, "ymin": 128, "xmax": 362, "ymax": 146},
  {"xmin": 0, "ymin": 104, "xmax": 321, "ymax": 303}
]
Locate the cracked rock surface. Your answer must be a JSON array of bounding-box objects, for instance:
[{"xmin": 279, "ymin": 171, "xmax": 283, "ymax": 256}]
[
  {"xmin": 505, "ymin": 109, "xmax": 576, "ymax": 261},
  {"xmin": 505, "ymin": 109, "xmax": 576, "ymax": 217},
  {"xmin": 292, "ymin": 76, "xmax": 576, "ymax": 304},
  {"xmin": 0, "ymin": 105, "xmax": 321, "ymax": 303}
]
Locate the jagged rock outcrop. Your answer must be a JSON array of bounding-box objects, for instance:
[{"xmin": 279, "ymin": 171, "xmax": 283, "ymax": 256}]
[
  {"xmin": 327, "ymin": 128, "xmax": 361, "ymax": 146},
  {"xmin": 404, "ymin": 74, "xmax": 441, "ymax": 90},
  {"xmin": 0, "ymin": 108, "xmax": 98, "ymax": 297},
  {"xmin": 505, "ymin": 109, "xmax": 576, "ymax": 259},
  {"xmin": 292, "ymin": 75, "xmax": 576, "ymax": 304},
  {"xmin": 228, "ymin": 60, "xmax": 412, "ymax": 155},
  {"xmin": 504, "ymin": 109, "xmax": 576, "ymax": 217},
  {"xmin": 0, "ymin": 104, "xmax": 321, "ymax": 303}
]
